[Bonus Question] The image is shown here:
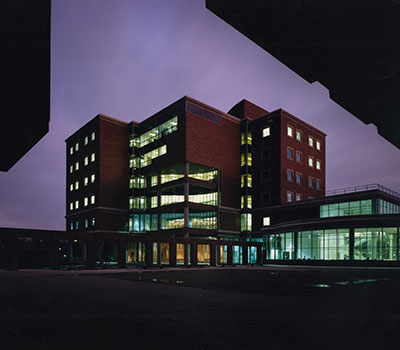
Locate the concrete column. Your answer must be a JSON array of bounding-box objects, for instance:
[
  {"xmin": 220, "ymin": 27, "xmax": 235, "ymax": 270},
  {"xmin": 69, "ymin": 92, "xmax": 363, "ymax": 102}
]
[
  {"xmin": 145, "ymin": 241, "xmax": 153, "ymax": 266},
  {"xmin": 118, "ymin": 240, "xmax": 126, "ymax": 268},
  {"xmin": 242, "ymin": 244, "xmax": 248, "ymax": 265},
  {"xmin": 157, "ymin": 242, "xmax": 161, "ymax": 265},
  {"xmin": 86, "ymin": 240, "xmax": 97, "ymax": 269},
  {"xmin": 227, "ymin": 245, "xmax": 233, "ymax": 265},
  {"xmin": 210, "ymin": 243, "xmax": 216, "ymax": 266},
  {"xmin": 349, "ymin": 228, "xmax": 355, "ymax": 261},
  {"xmin": 170, "ymin": 242, "xmax": 176, "ymax": 266},
  {"xmin": 184, "ymin": 242, "xmax": 189, "ymax": 266},
  {"xmin": 191, "ymin": 243, "xmax": 198, "ymax": 266}
]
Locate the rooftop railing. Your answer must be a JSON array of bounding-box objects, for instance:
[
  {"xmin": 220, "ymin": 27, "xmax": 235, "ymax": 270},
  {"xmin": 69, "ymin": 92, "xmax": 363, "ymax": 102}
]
[{"xmin": 326, "ymin": 183, "xmax": 400, "ymax": 200}]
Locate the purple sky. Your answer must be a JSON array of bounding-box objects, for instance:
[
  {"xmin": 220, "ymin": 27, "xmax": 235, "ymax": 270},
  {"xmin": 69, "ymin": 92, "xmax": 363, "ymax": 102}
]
[{"xmin": 0, "ymin": 0, "xmax": 399, "ymax": 230}]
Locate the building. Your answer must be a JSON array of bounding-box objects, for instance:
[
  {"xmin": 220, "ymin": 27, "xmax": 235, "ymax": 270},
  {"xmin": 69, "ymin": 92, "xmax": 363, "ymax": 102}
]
[{"xmin": 65, "ymin": 96, "xmax": 399, "ymax": 267}]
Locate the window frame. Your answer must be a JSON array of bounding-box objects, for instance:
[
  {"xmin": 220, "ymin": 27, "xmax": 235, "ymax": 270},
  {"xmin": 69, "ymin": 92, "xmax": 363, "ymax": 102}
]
[
  {"xmin": 287, "ymin": 146, "xmax": 294, "ymax": 160},
  {"xmin": 308, "ymin": 136, "xmax": 314, "ymax": 147},
  {"xmin": 287, "ymin": 169, "xmax": 294, "ymax": 182},
  {"xmin": 296, "ymin": 172, "xmax": 302, "ymax": 185},
  {"xmin": 287, "ymin": 125, "xmax": 294, "ymax": 138},
  {"xmin": 308, "ymin": 156, "xmax": 314, "ymax": 168},
  {"xmin": 308, "ymin": 176, "xmax": 314, "ymax": 188}
]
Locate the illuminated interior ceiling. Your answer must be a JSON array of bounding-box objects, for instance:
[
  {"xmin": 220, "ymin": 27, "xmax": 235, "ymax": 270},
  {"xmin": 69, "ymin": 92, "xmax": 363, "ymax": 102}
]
[
  {"xmin": 206, "ymin": 0, "xmax": 400, "ymax": 149},
  {"xmin": 0, "ymin": 0, "xmax": 51, "ymax": 171}
]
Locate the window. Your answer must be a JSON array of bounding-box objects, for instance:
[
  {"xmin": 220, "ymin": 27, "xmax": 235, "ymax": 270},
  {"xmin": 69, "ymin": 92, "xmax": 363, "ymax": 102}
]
[
  {"xmin": 84, "ymin": 136, "xmax": 88, "ymax": 145},
  {"xmin": 84, "ymin": 156, "xmax": 88, "ymax": 166},
  {"xmin": 69, "ymin": 202, "xmax": 73, "ymax": 211},
  {"xmin": 70, "ymin": 222, "xmax": 73, "ymax": 230},
  {"xmin": 287, "ymin": 169, "xmax": 294, "ymax": 182},
  {"xmin": 263, "ymin": 127, "xmax": 270, "ymax": 137},
  {"xmin": 261, "ymin": 147, "xmax": 271, "ymax": 160},
  {"xmin": 308, "ymin": 177, "xmax": 314, "ymax": 188},
  {"xmin": 296, "ymin": 151, "xmax": 302, "ymax": 163},
  {"xmin": 316, "ymin": 160, "xmax": 321, "ymax": 170},
  {"xmin": 70, "ymin": 165, "xmax": 73, "ymax": 173},
  {"xmin": 69, "ymin": 184, "xmax": 73, "ymax": 192},
  {"xmin": 296, "ymin": 193, "xmax": 302, "ymax": 201},
  {"xmin": 287, "ymin": 192, "xmax": 294, "ymax": 202},
  {"xmin": 296, "ymin": 173, "xmax": 302, "ymax": 184},
  {"xmin": 287, "ymin": 147, "xmax": 294, "ymax": 160},
  {"xmin": 91, "ymin": 132, "xmax": 95, "ymax": 141},
  {"xmin": 308, "ymin": 157, "xmax": 314, "ymax": 167},
  {"xmin": 296, "ymin": 130, "xmax": 302, "ymax": 141},
  {"xmin": 263, "ymin": 217, "xmax": 270, "ymax": 226},
  {"xmin": 287, "ymin": 126, "xmax": 293, "ymax": 137},
  {"xmin": 84, "ymin": 177, "xmax": 88, "ymax": 186},
  {"xmin": 316, "ymin": 140, "xmax": 321, "ymax": 151},
  {"xmin": 240, "ymin": 213, "xmax": 252, "ymax": 231},
  {"xmin": 84, "ymin": 219, "xmax": 88, "ymax": 228},
  {"xmin": 75, "ymin": 200, "xmax": 79, "ymax": 209},
  {"xmin": 69, "ymin": 147, "xmax": 73, "ymax": 155},
  {"xmin": 75, "ymin": 221, "xmax": 79, "ymax": 230},
  {"xmin": 241, "ymin": 195, "xmax": 252, "ymax": 209},
  {"xmin": 91, "ymin": 153, "xmax": 95, "ymax": 162},
  {"xmin": 75, "ymin": 181, "xmax": 79, "ymax": 190},
  {"xmin": 151, "ymin": 196, "xmax": 158, "ymax": 208},
  {"xmin": 241, "ymin": 153, "xmax": 252, "ymax": 166},
  {"xmin": 151, "ymin": 175, "xmax": 158, "ymax": 187},
  {"xmin": 261, "ymin": 192, "xmax": 271, "ymax": 205},
  {"xmin": 241, "ymin": 174, "xmax": 252, "ymax": 188},
  {"xmin": 84, "ymin": 197, "xmax": 88, "ymax": 206},
  {"xmin": 261, "ymin": 169, "xmax": 271, "ymax": 182},
  {"xmin": 316, "ymin": 179, "xmax": 321, "ymax": 190},
  {"xmin": 241, "ymin": 132, "xmax": 252, "ymax": 144},
  {"xmin": 247, "ymin": 174, "xmax": 252, "ymax": 187},
  {"xmin": 308, "ymin": 136, "xmax": 314, "ymax": 147},
  {"xmin": 75, "ymin": 162, "xmax": 79, "ymax": 171},
  {"xmin": 91, "ymin": 195, "xmax": 95, "ymax": 204},
  {"xmin": 91, "ymin": 174, "xmax": 95, "ymax": 183},
  {"xmin": 91, "ymin": 217, "xmax": 95, "ymax": 226},
  {"xmin": 75, "ymin": 143, "xmax": 79, "ymax": 151}
]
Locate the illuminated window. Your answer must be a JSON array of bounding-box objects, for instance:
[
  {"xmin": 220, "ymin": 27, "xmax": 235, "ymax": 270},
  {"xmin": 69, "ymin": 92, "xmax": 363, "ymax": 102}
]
[
  {"xmin": 84, "ymin": 136, "xmax": 88, "ymax": 145},
  {"xmin": 75, "ymin": 162, "xmax": 79, "ymax": 171},
  {"xmin": 84, "ymin": 177, "xmax": 88, "ymax": 186},
  {"xmin": 263, "ymin": 127, "xmax": 270, "ymax": 137},
  {"xmin": 308, "ymin": 137, "xmax": 314, "ymax": 147},
  {"xmin": 133, "ymin": 176, "xmax": 146, "ymax": 188},
  {"xmin": 316, "ymin": 140, "xmax": 321, "ymax": 150},
  {"xmin": 135, "ymin": 145, "xmax": 167, "ymax": 169},
  {"xmin": 241, "ymin": 132, "xmax": 252, "ymax": 144},
  {"xmin": 247, "ymin": 174, "xmax": 252, "ymax": 187},
  {"xmin": 308, "ymin": 177, "xmax": 314, "ymax": 188},
  {"xmin": 296, "ymin": 151, "xmax": 302, "ymax": 162},
  {"xmin": 84, "ymin": 219, "xmax": 88, "ymax": 228},
  {"xmin": 84, "ymin": 197, "xmax": 88, "ymax": 206},
  {"xmin": 287, "ymin": 169, "xmax": 294, "ymax": 182},
  {"xmin": 241, "ymin": 154, "xmax": 245, "ymax": 166},
  {"xmin": 247, "ymin": 153, "xmax": 252, "ymax": 166},
  {"xmin": 287, "ymin": 192, "xmax": 294, "ymax": 202},
  {"xmin": 287, "ymin": 126, "xmax": 293, "ymax": 137},
  {"xmin": 90, "ymin": 195, "xmax": 95, "ymax": 204},
  {"xmin": 160, "ymin": 173, "xmax": 184, "ymax": 184},
  {"xmin": 69, "ymin": 147, "xmax": 73, "ymax": 155},
  {"xmin": 189, "ymin": 192, "xmax": 218, "ymax": 206},
  {"xmin": 263, "ymin": 217, "xmax": 270, "ymax": 226},
  {"xmin": 91, "ymin": 153, "xmax": 95, "ymax": 162},
  {"xmin": 316, "ymin": 160, "xmax": 321, "ymax": 170},
  {"xmin": 75, "ymin": 200, "xmax": 79, "ymax": 209},
  {"xmin": 91, "ymin": 217, "xmax": 95, "ymax": 226},
  {"xmin": 75, "ymin": 221, "xmax": 79, "ymax": 230},
  {"xmin": 241, "ymin": 174, "xmax": 252, "ymax": 188},
  {"xmin": 70, "ymin": 202, "xmax": 73, "ymax": 211},
  {"xmin": 296, "ymin": 193, "xmax": 302, "ymax": 201},
  {"xmin": 287, "ymin": 147, "xmax": 294, "ymax": 160},
  {"xmin": 84, "ymin": 156, "xmax": 88, "ymax": 166},
  {"xmin": 134, "ymin": 116, "xmax": 178, "ymax": 148},
  {"xmin": 75, "ymin": 181, "xmax": 79, "ymax": 190},
  {"xmin": 296, "ymin": 173, "xmax": 302, "ymax": 184},
  {"xmin": 151, "ymin": 175, "xmax": 158, "ymax": 187},
  {"xmin": 241, "ymin": 195, "xmax": 252, "ymax": 209},
  {"xmin": 70, "ymin": 165, "xmax": 73, "ymax": 173},
  {"xmin": 161, "ymin": 195, "xmax": 184, "ymax": 206},
  {"xmin": 296, "ymin": 130, "xmax": 302, "ymax": 141},
  {"xmin": 75, "ymin": 143, "xmax": 79, "ymax": 152},
  {"xmin": 91, "ymin": 174, "xmax": 95, "ymax": 183},
  {"xmin": 70, "ymin": 222, "xmax": 73, "ymax": 230},
  {"xmin": 240, "ymin": 213, "xmax": 252, "ymax": 231},
  {"xmin": 308, "ymin": 157, "xmax": 314, "ymax": 167},
  {"xmin": 151, "ymin": 196, "xmax": 158, "ymax": 208},
  {"xmin": 69, "ymin": 184, "xmax": 73, "ymax": 192},
  {"xmin": 91, "ymin": 132, "xmax": 95, "ymax": 141}
]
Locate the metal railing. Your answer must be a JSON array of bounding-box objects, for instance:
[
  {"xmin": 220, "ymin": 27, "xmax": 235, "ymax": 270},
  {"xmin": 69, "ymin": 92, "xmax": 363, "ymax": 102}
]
[{"xmin": 326, "ymin": 183, "xmax": 400, "ymax": 200}]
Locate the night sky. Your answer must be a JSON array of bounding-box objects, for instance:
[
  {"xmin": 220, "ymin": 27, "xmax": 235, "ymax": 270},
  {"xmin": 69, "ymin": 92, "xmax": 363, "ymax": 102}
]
[{"xmin": 0, "ymin": 0, "xmax": 399, "ymax": 230}]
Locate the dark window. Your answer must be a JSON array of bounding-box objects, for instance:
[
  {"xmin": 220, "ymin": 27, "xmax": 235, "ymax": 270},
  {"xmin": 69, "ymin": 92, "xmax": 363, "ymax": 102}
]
[
  {"xmin": 296, "ymin": 173, "xmax": 302, "ymax": 184},
  {"xmin": 261, "ymin": 192, "xmax": 271, "ymax": 205},
  {"xmin": 308, "ymin": 177, "xmax": 314, "ymax": 188},
  {"xmin": 296, "ymin": 151, "xmax": 302, "ymax": 163},
  {"xmin": 261, "ymin": 147, "xmax": 271, "ymax": 160},
  {"xmin": 287, "ymin": 148, "xmax": 293, "ymax": 160},
  {"xmin": 287, "ymin": 169, "xmax": 294, "ymax": 182},
  {"xmin": 316, "ymin": 180, "xmax": 321, "ymax": 190},
  {"xmin": 261, "ymin": 169, "xmax": 271, "ymax": 182}
]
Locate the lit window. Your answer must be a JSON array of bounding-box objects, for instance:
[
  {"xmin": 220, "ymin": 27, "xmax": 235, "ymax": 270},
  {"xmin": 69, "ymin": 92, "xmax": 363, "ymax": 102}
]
[
  {"xmin": 240, "ymin": 213, "xmax": 252, "ymax": 231},
  {"xmin": 69, "ymin": 147, "xmax": 73, "ymax": 155},
  {"xmin": 316, "ymin": 140, "xmax": 321, "ymax": 150},
  {"xmin": 75, "ymin": 221, "xmax": 79, "ymax": 229},
  {"xmin": 296, "ymin": 173, "xmax": 302, "ymax": 184},
  {"xmin": 91, "ymin": 153, "xmax": 95, "ymax": 162},
  {"xmin": 70, "ymin": 202, "xmax": 73, "ymax": 211},
  {"xmin": 84, "ymin": 219, "xmax": 88, "ymax": 228},
  {"xmin": 70, "ymin": 222, "xmax": 73, "ymax": 230},
  {"xmin": 84, "ymin": 136, "xmax": 88, "ymax": 145},
  {"xmin": 151, "ymin": 175, "xmax": 158, "ymax": 187},
  {"xmin": 84, "ymin": 177, "xmax": 88, "ymax": 186},
  {"xmin": 75, "ymin": 200, "xmax": 79, "ymax": 209},
  {"xmin": 263, "ymin": 127, "xmax": 270, "ymax": 137},
  {"xmin": 316, "ymin": 160, "xmax": 321, "ymax": 170},
  {"xmin": 241, "ymin": 174, "xmax": 245, "ymax": 188},
  {"xmin": 296, "ymin": 130, "xmax": 301, "ymax": 141},
  {"xmin": 91, "ymin": 174, "xmax": 95, "ymax": 183},
  {"xmin": 247, "ymin": 174, "xmax": 252, "ymax": 187},
  {"xmin": 287, "ymin": 126, "xmax": 293, "ymax": 137},
  {"xmin": 287, "ymin": 169, "xmax": 294, "ymax": 182},
  {"xmin": 308, "ymin": 157, "xmax": 313, "ymax": 167},
  {"xmin": 287, "ymin": 192, "xmax": 293, "ymax": 202},
  {"xmin": 308, "ymin": 177, "xmax": 314, "ymax": 188},
  {"xmin": 316, "ymin": 180, "xmax": 321, "ymax": 190},
  {"xmin": 296, "ymin": 193, "xmax": 302, "ymax": 201},
  {"xmin": 69, "ymin": 184, "xmax": 73, "ymax": 192},
  {"xmin": 75, "ymin": 181, "xmax": 79, "ymax": 190},
  {"xmin": 75, "ymin": 143, "xmax": 79, "ymax": 151},
  {"xmin": 287, "ymin": 148, "xmax": 293, "ymax": 160},
  {"xmin": 91, "ymin": 217, "xmax": 95, "ymax": 226},
  {"xmin": 91, "ymin": 132, "xmax": 95, "ymax": 141},
  {"xmin": 247, "ymin": 153, "xmax": 252, "ymax": 166},
  {"xmin": 84, "ymin": 156, "xmax": 88, "ymax": 166},
  {"xmin": 151, "ymin": 196, "xmax": 158, "ymax": 208},
  {"xmin": 84, "ymin": 197, "xmax": 88, "ymax": 206},
  {"xmin": 241, "ymin": 174, "xmax": 252, "ymax": 188},
  {"xmin": 263, "ymin": 217, "xmax": 270, "ymax": 226},
  {"xmin": 241, "ymin": 153, "xmax": 252, "ymax": 166},
  {"xmin": 296, "ymin": 151, "xmax": 302, "ymax": 162},
  {"xmin": 75, "ymin": 162, "xmax": 79, "ymax": 171},
  {"xmin": 91, "ymin": 195, "xmax": 95, "ymax": 204},
  {"xmin": 242, "ymin": 132, "xmax": 253, "ymax": 144},
  {"xmin": 308, "ymin": 137, "xmax": 314, "ymax": 147},
  {"xmin": 70, "ymin": 165, "xmax": 73, "ymax": 173}
]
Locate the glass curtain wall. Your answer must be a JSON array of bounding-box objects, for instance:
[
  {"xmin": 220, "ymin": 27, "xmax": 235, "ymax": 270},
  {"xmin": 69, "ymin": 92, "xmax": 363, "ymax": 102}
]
[
  {"xmin": 354, "ymin": 227, "xmax": 397, "ymax": 260},
  {"xmin": 197, "ymin": 244, "xmax": 210, "ymax": 264}
]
